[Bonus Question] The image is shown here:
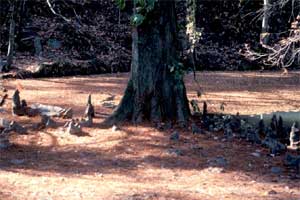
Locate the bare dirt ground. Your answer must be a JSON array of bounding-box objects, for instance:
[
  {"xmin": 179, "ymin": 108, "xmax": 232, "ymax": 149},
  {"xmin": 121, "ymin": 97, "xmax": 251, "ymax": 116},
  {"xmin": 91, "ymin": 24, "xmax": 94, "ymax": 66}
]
[{"xmin": 0, "ymin": 71, "xmax": 300, "ymax": 200}]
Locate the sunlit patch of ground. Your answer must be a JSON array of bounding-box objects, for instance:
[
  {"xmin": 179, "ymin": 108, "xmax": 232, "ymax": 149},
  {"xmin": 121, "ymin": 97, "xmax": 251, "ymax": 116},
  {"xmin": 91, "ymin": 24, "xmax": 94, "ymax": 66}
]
[
  {"xmin": 186, "ymin": 71, "xmax": 300, "ymax": 115},
  {"xmin": 0, "ymin": 71, "xmax": 300, "ymax": 200}
]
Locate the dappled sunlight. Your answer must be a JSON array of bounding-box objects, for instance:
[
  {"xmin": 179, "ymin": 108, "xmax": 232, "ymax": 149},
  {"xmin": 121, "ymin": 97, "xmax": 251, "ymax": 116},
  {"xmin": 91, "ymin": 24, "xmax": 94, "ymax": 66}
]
[
  {"xmin": 186, "ymin": 71, "xmax": 300, "ymax": 115},
  {"xmin": 1, "ymin": 124, "xmax": 299, "ymax": 199},
  {"xmin": 3, "ymin": 71, "xmax": 300, "ymax": 118},
  {"xmin": 1, "ymin": 72, "xmax": 300, "ymax": 199},
  {"xmin": 1, "ymin": 0, "xmax": 300, "ymax": 198}
]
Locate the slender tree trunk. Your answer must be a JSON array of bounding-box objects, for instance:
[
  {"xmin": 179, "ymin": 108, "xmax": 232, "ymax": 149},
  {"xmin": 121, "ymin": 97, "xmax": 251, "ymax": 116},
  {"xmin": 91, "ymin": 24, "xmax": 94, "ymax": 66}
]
[
  {"xmin": 262, "ymin": 0, "xmax": 270, "ymax": 33},
  {"xmin": 106, "ymin": 0, "xmax": 190, "ymax": 126},
  {"xmin": 6, "ymin": 1, "xmax": 16, "ymax": 70},
  {"xmin": 185, "ymin": 0, "xmax": 202, "ymax": 95},
  {"xmin": 261, "ymin": 0, "xmax": 272, "ymax": 45},
  {"xmin": 186, "ymin": 0, "xmax": 197, "ymax": 68},
  {"xmin": 4, "ymin": 0, "xmax": 24, "ymax": 72}
]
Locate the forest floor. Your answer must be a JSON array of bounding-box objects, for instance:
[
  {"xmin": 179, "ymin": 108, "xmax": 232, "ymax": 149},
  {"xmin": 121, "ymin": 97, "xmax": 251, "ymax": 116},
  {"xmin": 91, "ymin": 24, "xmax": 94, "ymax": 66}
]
[{"xmin": 0, "ymin": 71, "xmax": 300, "ymax": 200}]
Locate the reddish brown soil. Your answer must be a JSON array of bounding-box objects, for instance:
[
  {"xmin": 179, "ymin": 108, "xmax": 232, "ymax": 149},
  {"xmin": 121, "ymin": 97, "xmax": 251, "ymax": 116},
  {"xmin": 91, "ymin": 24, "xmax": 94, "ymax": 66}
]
[{"xmin": 0, "ymin": 71, "xmax": 300, "ymax": 200}]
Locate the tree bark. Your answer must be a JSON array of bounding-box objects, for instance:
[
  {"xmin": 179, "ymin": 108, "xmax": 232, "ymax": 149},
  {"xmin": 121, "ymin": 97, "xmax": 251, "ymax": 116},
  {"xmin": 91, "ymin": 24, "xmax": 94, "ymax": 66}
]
[
  {"xmin": 106, "ymin": 0, "xmax": 190, "ymax": 126},
  {"xmin": 3, "ymin": 0, "xmax": 25, "ymax": 72},
  {"xmin": 262, "ymin": 0, "xmax": 270, "ymax": 33},
  {"xmin": 6, "ymin": 1, "xmax": 16, "ymax": 70},
  {"xmin": 186, "ymin": 0, "xmax": 197, "ymax": 68},
  {"xmin": 261, "ymin": 0, "xmax": 273, "ymax": 45}
]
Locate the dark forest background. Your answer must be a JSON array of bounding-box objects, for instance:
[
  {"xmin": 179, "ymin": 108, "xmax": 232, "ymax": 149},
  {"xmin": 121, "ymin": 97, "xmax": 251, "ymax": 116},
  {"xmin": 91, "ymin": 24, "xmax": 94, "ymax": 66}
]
[{"xmin": 0, "ymin": 0, "xmax": 299, "ymax": 72}]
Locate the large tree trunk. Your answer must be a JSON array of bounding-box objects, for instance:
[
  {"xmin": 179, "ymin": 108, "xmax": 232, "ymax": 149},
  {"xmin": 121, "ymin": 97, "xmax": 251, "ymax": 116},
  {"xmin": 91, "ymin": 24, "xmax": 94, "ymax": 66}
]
[{"xmin": 106, "ymin": 1, "xmax": 190, "ymax": 126}]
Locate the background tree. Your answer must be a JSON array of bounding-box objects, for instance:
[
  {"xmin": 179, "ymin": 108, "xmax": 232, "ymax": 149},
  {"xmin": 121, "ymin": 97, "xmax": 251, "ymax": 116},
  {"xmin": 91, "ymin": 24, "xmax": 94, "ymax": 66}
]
[
  {"xmin": 107, "ymin": 0, "xmax": 190, "ymax": 126},
  {"xmin": 4, "ymin": 0, "xmax": 17, "ymax": 71},
  {"xmin": 244, "ymin": 0, "xmax": 300, "ymax": 69},
  {"xmin": 3, "ymin": 0, "xmax": 24, "ymax": 72},
  {"xmin": 261, "ymin": 0, "xmax": 272, "ymax": 45}
]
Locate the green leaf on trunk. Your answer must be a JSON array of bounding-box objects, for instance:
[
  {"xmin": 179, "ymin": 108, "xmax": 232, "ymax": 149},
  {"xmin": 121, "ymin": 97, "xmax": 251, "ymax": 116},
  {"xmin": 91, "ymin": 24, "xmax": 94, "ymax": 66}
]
[
  {"xmin": 131, "ymin": 13, "xmax": 145, "ymax": 26},
  {"xmin": 115, "ymin": 0, "xmax": 126, "ymax": 10}
]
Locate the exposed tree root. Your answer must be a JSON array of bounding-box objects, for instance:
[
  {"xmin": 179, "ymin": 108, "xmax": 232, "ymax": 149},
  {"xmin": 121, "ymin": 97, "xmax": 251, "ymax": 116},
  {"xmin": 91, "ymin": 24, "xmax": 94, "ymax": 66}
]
[{"xmin": 104, "ymin": 79, "xmax": 190, "ymax": 127}]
